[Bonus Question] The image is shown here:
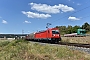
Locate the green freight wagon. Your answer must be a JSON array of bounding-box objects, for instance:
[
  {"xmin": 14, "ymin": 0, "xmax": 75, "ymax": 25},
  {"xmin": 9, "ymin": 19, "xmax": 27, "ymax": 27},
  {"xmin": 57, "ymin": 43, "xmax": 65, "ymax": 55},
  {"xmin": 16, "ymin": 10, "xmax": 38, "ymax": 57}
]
[{"xmin": 77, "ymin": 29, "xmax": 86, "ymax": 35}]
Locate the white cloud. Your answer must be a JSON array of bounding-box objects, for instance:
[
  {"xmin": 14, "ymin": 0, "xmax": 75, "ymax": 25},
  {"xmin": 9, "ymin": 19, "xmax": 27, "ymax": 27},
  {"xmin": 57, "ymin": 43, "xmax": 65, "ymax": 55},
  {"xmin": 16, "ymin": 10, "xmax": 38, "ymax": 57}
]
[
  {"xmin": 29, "ymin": 3, "xmax": 74, "ymax": 14},
  {"xmin": 68, "ymin": 0, "xmax": 71, "ymax": 1},
  {"xmin": 2, "ymin": 20, "xmax": 8, "ymax": 24},
  {"xmin": 24, "ymin": 20, "xmax": 31, "ymax": 23},
  {"xmin": 68, "ymin": 16, "xmax": 80, "ymax": 21},
  {"xmin": 77, "ymin": 3, "xmax": 81, "ymax": 6},
  {"xmin": 22, "ymin": 11, "xmax": 51, "ymax": 19}
]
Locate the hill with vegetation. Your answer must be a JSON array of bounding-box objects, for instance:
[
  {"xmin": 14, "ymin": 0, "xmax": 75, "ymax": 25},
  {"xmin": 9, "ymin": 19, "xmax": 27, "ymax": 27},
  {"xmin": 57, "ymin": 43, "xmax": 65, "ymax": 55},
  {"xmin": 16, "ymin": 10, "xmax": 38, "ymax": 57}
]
[
  {"xmin": 0, "ymin": 40, "xmax": 90, "ymax": 60},
  {"xmin": 0, "ymin": 34, "xmax": 27, "ymax": 38},
  {"xmin": 55, "ymin": 22, "xmax": 90, "ymax": 35}
]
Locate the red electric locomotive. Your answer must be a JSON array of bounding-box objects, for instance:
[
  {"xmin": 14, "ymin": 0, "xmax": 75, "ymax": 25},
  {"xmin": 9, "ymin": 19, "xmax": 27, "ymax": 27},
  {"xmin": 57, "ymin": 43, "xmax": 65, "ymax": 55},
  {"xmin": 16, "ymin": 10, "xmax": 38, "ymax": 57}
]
[{"xmin": 26, "ymin": 28, "xmax": 61, "ymax": 43}]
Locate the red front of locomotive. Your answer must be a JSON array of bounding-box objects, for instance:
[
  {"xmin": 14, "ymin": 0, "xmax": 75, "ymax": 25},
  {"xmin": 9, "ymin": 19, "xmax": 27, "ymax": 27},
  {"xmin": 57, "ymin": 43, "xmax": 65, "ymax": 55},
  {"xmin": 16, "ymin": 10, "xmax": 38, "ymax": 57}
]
[
  {"xmin": 35, "ymin": 28, "xmax": 61, "ymax": 41},
  {"xmin": 50, "ymin": 28, "xmax": 60, "ymax": 39}
]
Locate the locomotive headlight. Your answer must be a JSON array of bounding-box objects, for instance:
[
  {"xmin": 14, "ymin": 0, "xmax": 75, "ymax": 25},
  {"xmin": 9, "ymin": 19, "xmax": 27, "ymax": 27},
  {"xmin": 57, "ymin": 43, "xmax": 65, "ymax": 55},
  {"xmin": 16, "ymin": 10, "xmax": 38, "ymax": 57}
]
[{"xmin": 53, "ymin": 34, "xmax": 55, "ymax": 36}]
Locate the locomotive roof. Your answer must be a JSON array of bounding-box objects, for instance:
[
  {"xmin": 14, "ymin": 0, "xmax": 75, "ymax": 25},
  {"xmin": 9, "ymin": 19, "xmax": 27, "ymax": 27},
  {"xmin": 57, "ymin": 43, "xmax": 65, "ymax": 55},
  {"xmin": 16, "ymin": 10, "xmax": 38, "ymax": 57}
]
[
  {"xmin": 36, "ymin": 30, "xmax": 46, "ymax": 33},
  {"xmin": 35, "ymin": 28, "xmax": 58, "ymax": 33},
  {"xmin": 47, "ymin": 28, "xmax": 58, "ymax": 30}
]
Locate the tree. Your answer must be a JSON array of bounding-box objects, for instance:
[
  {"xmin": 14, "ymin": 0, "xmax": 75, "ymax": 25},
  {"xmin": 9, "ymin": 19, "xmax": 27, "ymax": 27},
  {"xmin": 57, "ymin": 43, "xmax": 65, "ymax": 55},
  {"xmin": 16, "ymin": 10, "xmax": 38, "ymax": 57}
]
[
  {"xmin": 66, "ymin": 25, "xmax": 72, "ymax": 34},
  {"xmin": 72, "ymin": 25, "xmax": 81, "ymax": 33},
  {"xmin": 82, "ymin": 22, "xmax": 90, "ymax": 32},
  {"xmin": 86, "ymin": 25, "xmax": 90, "ymax": 31},
  {"xmin": 82, "ymin": 22, "xmax": 89, "ymax": 29},
  {"xmin": 56, "ymin": 26, "xmax": 67, "ymax": 35},
  {"xmin": 55, "ymin": 22, "xmax": 90, "ymax": 35}
]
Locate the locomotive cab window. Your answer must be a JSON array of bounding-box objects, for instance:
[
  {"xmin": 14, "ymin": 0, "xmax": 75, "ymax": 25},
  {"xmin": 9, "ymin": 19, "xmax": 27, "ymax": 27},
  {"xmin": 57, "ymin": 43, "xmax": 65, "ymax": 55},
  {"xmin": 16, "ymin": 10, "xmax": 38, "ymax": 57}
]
[{"xmin": 52, "ymin": 30, "xmax": 59, "ymax": 34}]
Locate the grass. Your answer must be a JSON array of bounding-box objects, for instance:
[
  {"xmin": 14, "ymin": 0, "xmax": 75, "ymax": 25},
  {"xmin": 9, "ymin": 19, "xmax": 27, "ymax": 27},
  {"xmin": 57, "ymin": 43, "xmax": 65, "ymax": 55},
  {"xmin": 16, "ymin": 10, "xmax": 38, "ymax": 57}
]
[
  {"xmin": 0, "ymin": 40, "xmax": 90, "ymax": 60},
  {"xmin": 86, "ymin": 32, "xmax": 90, "ymax": 34},
  {"xmin": 61, "ymin": 36, "xmax": 90, "ymax": 44}
]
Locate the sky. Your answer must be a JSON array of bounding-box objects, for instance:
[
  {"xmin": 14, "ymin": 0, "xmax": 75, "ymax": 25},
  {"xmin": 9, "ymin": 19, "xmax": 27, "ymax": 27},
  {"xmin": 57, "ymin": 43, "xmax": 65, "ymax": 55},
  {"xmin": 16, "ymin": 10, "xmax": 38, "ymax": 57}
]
[{"xmin": 0, "ymin": 0, "xmax": 90, "ymax": 34}]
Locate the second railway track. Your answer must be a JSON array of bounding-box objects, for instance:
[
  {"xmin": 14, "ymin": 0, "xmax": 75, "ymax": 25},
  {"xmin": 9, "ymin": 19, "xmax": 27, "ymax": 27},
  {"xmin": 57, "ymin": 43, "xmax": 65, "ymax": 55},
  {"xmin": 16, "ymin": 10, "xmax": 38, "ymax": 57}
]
[
  {"xmin": 28, "ymin": 40, "xmax": 90, "ymax": 54},
  {"xmin": 59, "ymin": 42, "xmax": 90, "ymax": 48},
  {"xmin": 27, "ymin": 39, "xmax": 90, "ymax": 48}
]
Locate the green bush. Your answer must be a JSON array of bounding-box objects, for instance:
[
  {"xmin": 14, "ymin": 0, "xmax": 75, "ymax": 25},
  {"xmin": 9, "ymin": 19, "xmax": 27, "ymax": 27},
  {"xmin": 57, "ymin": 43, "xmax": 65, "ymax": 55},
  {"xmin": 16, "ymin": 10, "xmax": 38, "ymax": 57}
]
[{"xmin": 0, "ymin": 41, "xmax": 10, "ymax": 47}]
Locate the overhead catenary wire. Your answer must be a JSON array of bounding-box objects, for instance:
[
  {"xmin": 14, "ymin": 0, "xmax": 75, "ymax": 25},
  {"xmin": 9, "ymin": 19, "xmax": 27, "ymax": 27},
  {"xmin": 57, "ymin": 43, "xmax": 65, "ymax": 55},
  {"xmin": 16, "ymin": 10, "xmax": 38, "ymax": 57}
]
[{"xmin": 50, "ymin": 5, "xmax": 90, "ymax": 24}]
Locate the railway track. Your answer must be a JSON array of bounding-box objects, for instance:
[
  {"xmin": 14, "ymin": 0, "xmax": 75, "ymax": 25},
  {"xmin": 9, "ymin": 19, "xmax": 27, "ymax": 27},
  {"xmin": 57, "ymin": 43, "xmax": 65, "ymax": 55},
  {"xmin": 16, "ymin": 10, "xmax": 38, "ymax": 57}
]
[
  {"xmin": 26, "ymin": 39, "xmax": 90, "ymax": 48},
  {"xmin": 27, "ymin": 39, "xmax": 90, "ymax": 53},
  {"xmin": 58, "ymin": 42, "xmax": 90, "ymax": 54},
  {"xmin": 59, "ymin": 42, "xmax": 90, "ymax": 48}
]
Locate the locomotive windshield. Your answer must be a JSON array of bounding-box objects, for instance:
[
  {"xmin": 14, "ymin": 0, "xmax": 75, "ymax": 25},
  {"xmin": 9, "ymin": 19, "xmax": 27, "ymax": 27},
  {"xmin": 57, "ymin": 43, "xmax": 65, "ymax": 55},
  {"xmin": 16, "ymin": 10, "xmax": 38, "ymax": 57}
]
[{"xmin": 52, "ymin": 30, "xmax": 59, "ymax": 34}]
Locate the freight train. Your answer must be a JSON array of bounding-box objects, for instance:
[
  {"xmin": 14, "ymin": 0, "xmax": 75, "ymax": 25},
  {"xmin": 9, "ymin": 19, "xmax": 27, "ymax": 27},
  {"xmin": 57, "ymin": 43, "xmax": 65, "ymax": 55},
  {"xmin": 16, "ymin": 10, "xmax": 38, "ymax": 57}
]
[{"xmin": 25, "ymin": 28, "xmax": 61, "ymax": 43}]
